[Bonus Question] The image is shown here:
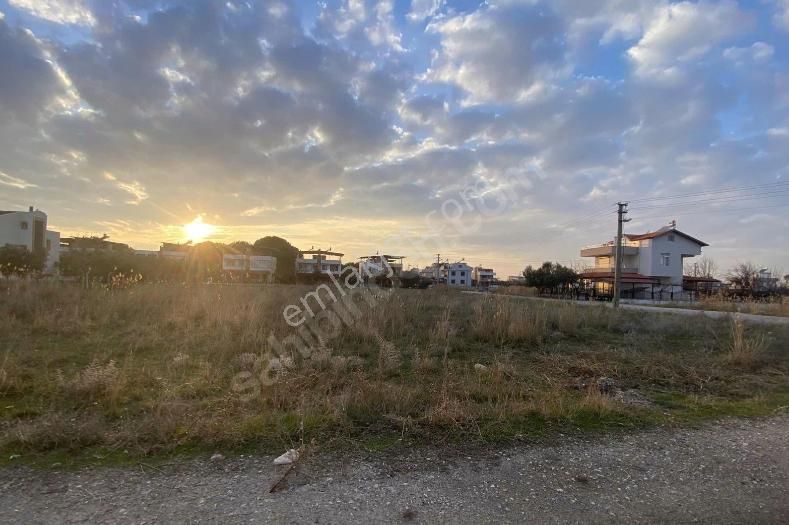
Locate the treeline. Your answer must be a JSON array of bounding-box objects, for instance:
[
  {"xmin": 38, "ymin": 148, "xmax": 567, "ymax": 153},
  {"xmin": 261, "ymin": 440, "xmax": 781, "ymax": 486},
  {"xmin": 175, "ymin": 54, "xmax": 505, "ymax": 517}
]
[
  {"xmin": 522, "ymin": 262, "xmax": 579, "ymax": 296},
  {"xmin": 0, "ymin": 236, "xmax": 302, "ymax": 285}
]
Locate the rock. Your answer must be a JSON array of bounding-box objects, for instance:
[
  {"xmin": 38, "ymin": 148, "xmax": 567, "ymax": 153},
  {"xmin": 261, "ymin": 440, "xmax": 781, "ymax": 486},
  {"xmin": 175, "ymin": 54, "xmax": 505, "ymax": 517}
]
[
  {"xmin": 474, "ymin": 363, "xmax": 489, "ymax": 373},
  {"xmin": 210, "ymin": 453, "xmax": 225, "ymax": 462},
  {"xmin": 596, "ymin": 377, "xmax": 617, "ymax": 394},
  {"xmin": 273, "ymin": 449, "xmax": 299, "ymax": 465},
  {"xmin": 614, "ymin": 389, "xmax": 653, "ymax": 407},
  {"xmin": 574, "ymin": 474, "xmax": 590, "ymax": 483}
]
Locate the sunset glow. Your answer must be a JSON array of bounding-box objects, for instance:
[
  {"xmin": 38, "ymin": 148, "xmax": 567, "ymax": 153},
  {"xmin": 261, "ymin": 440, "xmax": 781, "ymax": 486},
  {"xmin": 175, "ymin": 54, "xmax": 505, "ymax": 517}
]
[{"xmin": 183, "ymin": 216, "xmax": 215, "ymax": 242}]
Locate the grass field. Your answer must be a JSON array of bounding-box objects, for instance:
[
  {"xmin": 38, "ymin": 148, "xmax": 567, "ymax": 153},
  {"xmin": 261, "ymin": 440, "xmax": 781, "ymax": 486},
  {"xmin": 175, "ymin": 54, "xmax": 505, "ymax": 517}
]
[{"xmin": 1, "ymin": 281, "xmax": 788, "ymax": 466}]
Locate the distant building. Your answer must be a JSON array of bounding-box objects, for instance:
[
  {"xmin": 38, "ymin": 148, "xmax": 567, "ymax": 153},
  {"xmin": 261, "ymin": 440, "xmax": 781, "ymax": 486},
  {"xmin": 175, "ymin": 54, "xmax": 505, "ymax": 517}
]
[
  {"xmin": 445, "ymin": 262, "xmax": 472, "ymax": 287},
  {"xmin": 359, "ymin": 254, "xmax": 405, "ymax": 278},
  {"xmin": 579, "ymin": 222, "xmax": 708, "ymax": 299},
  {"xmin": 419, "ymin": 261, "xmax": 472, "ymax": 287},
  {"xmin": 755, "ymin": 269, "xmax": 779, "ymax": 293},
  {"xmin": 133, "ymin": 249, "xmax": 159, "ymax": 257},
  {"xmin": 160, "ymin": 242, "xmax": 192, "ymax": 260},
  {"xmin": 472, "ymin": 267, "xmax": 496, "ymax": 288},
  {"xmin": 0, "ymin": 206, "xmax": 60, "ymax": 273},
  {"xmin": 295, "ymin": 249, "xmax": 344, "ymax": 276},
  {"xmin": 222, "ymin": 254, "xmax": 276, "ymax": 274},
  {"xmin": 61, "ymin": 235, "xmax": 130, "ymax": 253}
]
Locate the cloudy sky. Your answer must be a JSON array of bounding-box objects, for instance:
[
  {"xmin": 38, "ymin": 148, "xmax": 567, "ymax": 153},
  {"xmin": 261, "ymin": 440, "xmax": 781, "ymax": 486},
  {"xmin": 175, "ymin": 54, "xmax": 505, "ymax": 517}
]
[{"xmin": 0, "ymin": 0, "xmax": 788, "ymax": 277}]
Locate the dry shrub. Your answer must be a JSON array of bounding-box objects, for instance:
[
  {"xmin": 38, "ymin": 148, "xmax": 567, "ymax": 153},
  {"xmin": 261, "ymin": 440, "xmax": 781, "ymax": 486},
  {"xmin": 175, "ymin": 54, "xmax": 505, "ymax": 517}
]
[
  {"xmin": 495, "ymin": 286, "xmax": 537, "ymax": 297},
  {"xmin": 726, "ymin": 319, "xmax": 767, "ymax": 366},
  {"xmin": 471, "ymin": 297, "xmax": 546, "ymax": 345},
  {"xmin": 3, "ymin": 413, "xmax": 107, "ymax": 452},
  {"xmin": 580, "ymin": 384, "xmax": 616, "ymax": 414},
  {"xmin": 56, "ymin": 359, "xmax": 120, "ymax": 399}
]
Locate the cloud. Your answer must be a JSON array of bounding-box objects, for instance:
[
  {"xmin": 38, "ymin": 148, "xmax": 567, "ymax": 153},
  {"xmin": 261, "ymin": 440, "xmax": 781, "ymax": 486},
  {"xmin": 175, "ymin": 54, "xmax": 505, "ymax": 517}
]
[
  {"xmin": 408, "ymin": 0, "xmax": 442, "ymax": 22},
  {"xmin": 0, "ymin": 171, "xmax": 38, "ymax": 189},
  {"xmin": 0, "ymin": 0, "xmax": 787, "ymax": 276},
  {"xmin": 723, "ymin": 42, "xmax": 775, "ymax": 65},
  {"xmin": 627, "ymin": 1, "xmax": 752, "ymax": 80},
  {"xmin": 0, "ymin": 19, "xmax": 65, "ymax": 119},
  {"xmin": 116, "ymin": 180, "xmax": 148, "ymax": 205},
  {"xmin": 775, "ymin": 0, "xmax": 789, "ymax": 30},
  {"xmin": 8, "ymin": 0, "xmax": 95, "ymax": 25},
  {"xmin": 426, "ymin": 2, "xmax": 565, "ymax": 103}
]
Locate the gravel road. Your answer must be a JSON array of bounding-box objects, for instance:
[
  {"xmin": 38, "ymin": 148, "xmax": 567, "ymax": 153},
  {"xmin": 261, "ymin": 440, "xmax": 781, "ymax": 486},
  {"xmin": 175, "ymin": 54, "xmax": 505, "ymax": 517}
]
[{"xmin": 2, "ymin": 416, "xmax": 788, "ymax": 524}]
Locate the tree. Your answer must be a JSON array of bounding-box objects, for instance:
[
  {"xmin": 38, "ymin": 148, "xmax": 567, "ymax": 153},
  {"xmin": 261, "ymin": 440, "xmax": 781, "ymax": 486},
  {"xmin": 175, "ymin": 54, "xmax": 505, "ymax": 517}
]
[
  {"xmin": 227, "ymin": 241, "xmax": 253, "ymax": 254},
  {"xmin": 726, "ymin": 263, "xmax": 760, "ymax": 295},
  {"xmin": 523, "ymin": 262, "xmax": 578, "ymax": 296},
  {"xmin": 685, "ymin": 256, "xmax": 718, "ymax": 279},
  {"xmin": 0, "ymin": 245, "xmax": 45, "ymax": 278},
  {"xmin": 252, "ymin": 236, "xmax": 300, "ymax": 283}
]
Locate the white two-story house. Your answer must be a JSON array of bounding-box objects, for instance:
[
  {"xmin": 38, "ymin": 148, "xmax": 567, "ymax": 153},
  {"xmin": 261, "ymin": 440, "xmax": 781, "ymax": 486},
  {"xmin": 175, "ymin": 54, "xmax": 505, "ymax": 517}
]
[
  {"xmin": 579, "ymin": 223, "xmax": 708, "ymax": 299},
  {"xmin": 295, "ymin": 249, "xmax": 344, "ymax": 277},
  {"xmin": 0, "ymin": 206, "xmax": 60, "ymax": 273}
]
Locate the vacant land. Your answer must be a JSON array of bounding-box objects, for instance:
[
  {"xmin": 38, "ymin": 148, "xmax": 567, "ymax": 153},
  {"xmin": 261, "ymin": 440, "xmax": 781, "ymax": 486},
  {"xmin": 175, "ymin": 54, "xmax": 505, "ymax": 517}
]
[{"xmin": 1, "ymin": 281, "xmax": 788, "ymax": 465}]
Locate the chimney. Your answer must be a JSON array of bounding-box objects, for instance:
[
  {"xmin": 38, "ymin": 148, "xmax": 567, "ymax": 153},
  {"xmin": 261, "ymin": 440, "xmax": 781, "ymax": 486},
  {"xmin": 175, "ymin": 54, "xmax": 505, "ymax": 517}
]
[
  {"xmin": 29, "ymin": 206, "xmax": 34, "ymax": 212},
  {"xmin": 670, "ymin": 219, "xmax": 676, "ymax": 229}
]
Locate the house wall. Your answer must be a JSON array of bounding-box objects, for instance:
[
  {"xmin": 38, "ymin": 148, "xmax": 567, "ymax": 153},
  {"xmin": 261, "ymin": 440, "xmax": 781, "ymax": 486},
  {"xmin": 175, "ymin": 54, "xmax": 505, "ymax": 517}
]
[
  {"xmin": 45, "ymin": 230, "xmax": 60, "ymax": 272},
  {"xmin": 0, "ymin": 210, "xmax": 59, "ymax": 272},
  {"xmin": 445, "ymin": 263, "xmax": 472, "ymax": 287},
  {"xmin": 0, "ymin": 211, "xmax": 40, "ymax": 250},
  {"xmin": 637, "ymin": 235, "xmax": 702, "ymax": 285}
]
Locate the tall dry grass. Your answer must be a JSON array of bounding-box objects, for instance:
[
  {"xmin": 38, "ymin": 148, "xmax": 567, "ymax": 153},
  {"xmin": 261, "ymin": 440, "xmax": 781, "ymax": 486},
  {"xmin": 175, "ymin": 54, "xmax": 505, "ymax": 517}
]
[{"xmin": 1, "ymin": 280, "xmax": 787, "ymax": 458}]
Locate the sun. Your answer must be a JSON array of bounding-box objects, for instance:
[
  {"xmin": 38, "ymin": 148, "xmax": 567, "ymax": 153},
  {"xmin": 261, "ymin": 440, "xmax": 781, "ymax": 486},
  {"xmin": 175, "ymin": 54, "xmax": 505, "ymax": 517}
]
[{"xmin": 183, "ymin": 216, "xmax": 216, "ymax": 242}]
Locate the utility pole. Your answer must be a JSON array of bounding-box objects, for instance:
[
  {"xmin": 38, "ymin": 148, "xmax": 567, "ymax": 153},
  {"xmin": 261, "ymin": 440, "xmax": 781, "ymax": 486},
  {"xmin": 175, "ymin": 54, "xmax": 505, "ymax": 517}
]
[{"xmin": 613, "ymin": 202, "xmax": 630, "ymax": 308}]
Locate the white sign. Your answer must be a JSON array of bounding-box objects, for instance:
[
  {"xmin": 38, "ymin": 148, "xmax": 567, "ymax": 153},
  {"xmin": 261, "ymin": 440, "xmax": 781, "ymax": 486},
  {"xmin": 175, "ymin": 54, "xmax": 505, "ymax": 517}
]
[
  {"xmin": 248, "ymin": 255, "xmax": 276, "ymax": 273},
  {"xmin": 222, "ymin": 254, "xmax": 246, "ymax": 271}
]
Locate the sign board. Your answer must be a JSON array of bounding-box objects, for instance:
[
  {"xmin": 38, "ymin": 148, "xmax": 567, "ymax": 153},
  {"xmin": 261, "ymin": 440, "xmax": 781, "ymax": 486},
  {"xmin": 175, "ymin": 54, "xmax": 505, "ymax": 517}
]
[
  {"xmin": 222, "ymin": 254, "xmax": 246, "ymax": 271},
  {"xmin": 248, "ymin": 255, "xmax": 276, "ymax": 273}
]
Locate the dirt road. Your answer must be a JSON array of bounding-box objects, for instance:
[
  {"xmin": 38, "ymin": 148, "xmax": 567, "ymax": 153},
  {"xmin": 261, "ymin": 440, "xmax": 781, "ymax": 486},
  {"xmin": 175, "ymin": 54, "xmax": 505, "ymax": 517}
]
[{"xmin": 2, "ymin": 416, "xmax": 788, "ymax": 524}]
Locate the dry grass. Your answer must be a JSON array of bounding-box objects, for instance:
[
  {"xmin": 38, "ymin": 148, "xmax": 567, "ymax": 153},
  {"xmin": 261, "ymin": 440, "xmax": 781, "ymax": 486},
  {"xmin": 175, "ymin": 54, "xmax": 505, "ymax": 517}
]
[
  {"xmin": 1, "ymin": 280, "xmax": 788, "ymax": 462},
  {"xmin": 692, "ymin": 296, "xmax": 789, "ymax": 317},
  {"xmin": 725, "ymin": 319, "xmax": 768, "ymax": 367}
]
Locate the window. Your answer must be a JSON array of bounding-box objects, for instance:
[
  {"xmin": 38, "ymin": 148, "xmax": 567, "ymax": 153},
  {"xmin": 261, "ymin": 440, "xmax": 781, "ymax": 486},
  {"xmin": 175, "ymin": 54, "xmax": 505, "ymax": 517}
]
[
  {"xmin": 450, "ymin": 279, "xmax": 455, "ymax": 284},
  {"xmin": 460, "ymin": 271, "xmax": 466, "ymax": 276},
  {"xmin": 46, "ymin": 239, "xmax": 52, "ymax": 252},
  {"xmin": 661, "ymin": 253, "xmax": 670, "ymax": 266},
  {"xmin": 451, "ymin": 270, "xmax": 456, "ymax": 276},
  {"xmin": 668, "ymin": 234, "xmax": 675, "ymax": 242},
  {"xmin": 20, "ymin": 221, "xmax": 28, "ymax": 230},
  {"xmin": 460, "ymin": 279, "xmax": 465, "ymax": 284}
]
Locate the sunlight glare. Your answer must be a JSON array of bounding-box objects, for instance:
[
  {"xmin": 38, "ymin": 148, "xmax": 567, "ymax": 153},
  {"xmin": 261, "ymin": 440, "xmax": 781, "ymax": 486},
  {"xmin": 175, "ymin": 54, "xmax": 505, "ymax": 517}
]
[{"xmin": 183, "ymin": 216, "xmax": 215, "ymax": 242}]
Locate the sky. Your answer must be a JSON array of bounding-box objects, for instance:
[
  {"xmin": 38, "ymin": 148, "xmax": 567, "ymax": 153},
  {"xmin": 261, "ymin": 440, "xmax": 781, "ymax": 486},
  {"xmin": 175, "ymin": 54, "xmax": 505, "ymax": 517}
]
[{"xmin": 0, "ymin": 0, "xmax": 788, "ymax": 278}]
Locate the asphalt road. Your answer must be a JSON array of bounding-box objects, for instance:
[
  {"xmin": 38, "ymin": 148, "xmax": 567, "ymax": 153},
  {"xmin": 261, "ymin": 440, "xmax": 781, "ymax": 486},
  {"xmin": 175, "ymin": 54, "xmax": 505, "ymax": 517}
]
[{"xmin": 2, "ymin": 416, "xmax": 788, "ymax": 524}]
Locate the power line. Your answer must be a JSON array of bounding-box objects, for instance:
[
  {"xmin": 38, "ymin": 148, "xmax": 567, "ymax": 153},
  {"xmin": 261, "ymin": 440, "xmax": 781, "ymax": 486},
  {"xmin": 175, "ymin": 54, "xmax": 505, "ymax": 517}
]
[
  {"xmin": 629, "ymin": 188, "xmax": 789, "ymax": 210},
  {"xmin": 631, "ymin": 202, "xmax": 789, "ymax": 221},
  {"xmin": 626, "ymin": 180, "xmax": 789, "ymax": 204}
]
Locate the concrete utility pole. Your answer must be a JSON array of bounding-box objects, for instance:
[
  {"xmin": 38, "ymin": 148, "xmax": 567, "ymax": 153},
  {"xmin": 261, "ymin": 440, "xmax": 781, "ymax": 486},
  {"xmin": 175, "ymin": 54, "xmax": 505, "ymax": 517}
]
[{"xmin": 613, "ymin": 202, "xmax": 630, "ymax": 308}]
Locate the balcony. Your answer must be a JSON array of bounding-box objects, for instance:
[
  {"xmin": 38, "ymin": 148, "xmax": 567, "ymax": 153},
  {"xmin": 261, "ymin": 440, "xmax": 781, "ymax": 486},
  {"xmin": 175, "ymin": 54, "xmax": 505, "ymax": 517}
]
[
  {"xmin": 580, "ymin": 240, "xmax": 639, "ymax": 258},
  {"xmin": 583, "ymin": 267, "xmax": 639, "ymax": 275}
]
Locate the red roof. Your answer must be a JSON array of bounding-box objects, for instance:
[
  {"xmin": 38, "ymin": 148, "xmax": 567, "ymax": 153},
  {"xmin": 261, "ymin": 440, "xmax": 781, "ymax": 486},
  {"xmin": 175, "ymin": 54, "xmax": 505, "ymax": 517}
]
[{"xmin": 625, "ymin": 227, "xmax": 708, "ymax": 247}]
